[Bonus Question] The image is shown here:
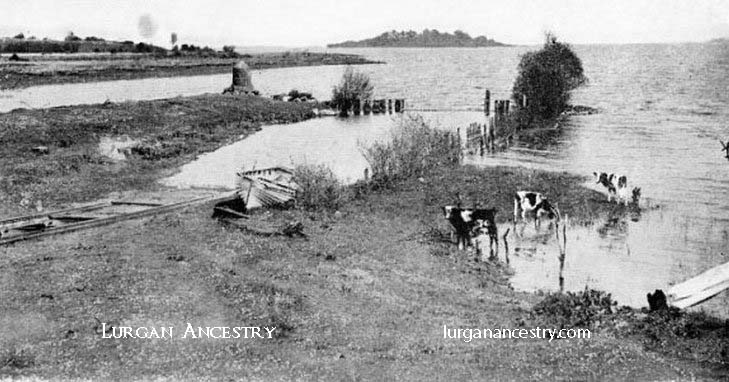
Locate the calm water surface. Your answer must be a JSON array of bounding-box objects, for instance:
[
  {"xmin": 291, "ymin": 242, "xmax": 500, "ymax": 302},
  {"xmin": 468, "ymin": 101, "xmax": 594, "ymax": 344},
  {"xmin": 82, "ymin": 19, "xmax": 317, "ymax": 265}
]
[{"xmin": 4, "ymin": 44, "xmax": 729, "ymax": 316}]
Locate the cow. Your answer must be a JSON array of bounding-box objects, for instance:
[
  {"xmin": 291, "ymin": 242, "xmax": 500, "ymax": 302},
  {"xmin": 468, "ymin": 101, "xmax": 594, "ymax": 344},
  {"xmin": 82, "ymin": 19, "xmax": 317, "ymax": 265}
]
[
  {"xmin": 616, "ymin": 175, "xmax": 630, "ymax": 205},
  {"xmin": 594, "ymin": 172, "xmax": 630, "ymax": 205},
  {"xmin": 593, "ymin": 172, "xmax": 617, "ymax": 202},
  {"xmin": 513, "ymin": 191, "xmax": 558, "ymax": 228},
  {"xmin": 443, "ymin": 205, "xmax": 498, "ymax": 252},
  {"xmin": 472, "ymin": 213, "xmax": 499, "ymax": 257}
]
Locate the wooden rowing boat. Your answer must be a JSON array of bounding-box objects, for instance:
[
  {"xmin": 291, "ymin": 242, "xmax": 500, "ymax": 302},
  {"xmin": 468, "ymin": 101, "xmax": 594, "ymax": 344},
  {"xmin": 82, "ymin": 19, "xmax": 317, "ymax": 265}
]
[{"xmin": 236, "ymin": 166, "xmax": 298, "ymax": 209}]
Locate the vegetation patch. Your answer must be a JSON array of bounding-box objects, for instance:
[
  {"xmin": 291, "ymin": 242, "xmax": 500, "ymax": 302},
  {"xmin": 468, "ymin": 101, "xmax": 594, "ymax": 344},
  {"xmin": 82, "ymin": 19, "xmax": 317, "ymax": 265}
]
[
  {"xmin": 331, "ymin": 67, "xmax": 374, "ymax": 117},
  {"xmin": 529, "ymin": 289, "xmax": 729, "ymax": 375},
  {"xmin": 293, "ymin": 164, "xmax": 347, "ymax": 211},
  {"xmin": 628, "ymin": 309, "xmax": 729, "ymax": 368},
  {"xmin": 531, "ymin": 289, "xmax": 618, "ymax": 328},
  {"xmin": 512, "ymin": 33, "xmax": 587, "ymax": 124},
  {"xmin": 361, "ymin": 115, "xmax": 461, "ymax": 190}
]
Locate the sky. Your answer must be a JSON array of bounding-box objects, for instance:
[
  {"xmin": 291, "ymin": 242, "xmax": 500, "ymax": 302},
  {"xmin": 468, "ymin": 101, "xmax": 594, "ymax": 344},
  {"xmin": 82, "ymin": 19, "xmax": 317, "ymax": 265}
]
[{"xmin": 3, "ymin": 0, "xmax": 729, "ymax": 48}]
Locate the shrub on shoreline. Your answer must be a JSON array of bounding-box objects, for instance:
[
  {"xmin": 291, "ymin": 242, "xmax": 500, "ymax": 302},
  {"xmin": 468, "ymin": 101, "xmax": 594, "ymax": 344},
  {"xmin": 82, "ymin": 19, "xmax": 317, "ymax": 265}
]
[
  {"xmin": 361, "ymin": 115, "xmax": 460, "ymax": 189},
  {"xmin": 512, "ymin": 33, "xmax": 586, "ymax": 126},
  {"xmin": 331, "ymin": 67, "xmax": 374, "ymax": 117},
  {"xmin": 293, "ymin": 164, "xmax": 346, "ymax": 210}
]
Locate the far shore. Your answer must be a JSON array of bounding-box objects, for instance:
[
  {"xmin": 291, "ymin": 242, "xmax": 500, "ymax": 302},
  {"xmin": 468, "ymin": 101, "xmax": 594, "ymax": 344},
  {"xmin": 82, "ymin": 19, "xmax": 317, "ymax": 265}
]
[{"xmin": 0, "ymin": 51, "xmax": 382, "ymax": 90}]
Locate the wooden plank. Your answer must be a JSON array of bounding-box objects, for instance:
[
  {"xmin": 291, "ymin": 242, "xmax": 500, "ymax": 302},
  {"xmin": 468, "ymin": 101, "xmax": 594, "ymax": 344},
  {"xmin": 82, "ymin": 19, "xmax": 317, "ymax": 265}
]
[
  {"xmin": 0, "ymin": 202, "xmax": 109, "ymax": 226},
  {"xmin": 111, "ymin": 201, "xmax": 164, "ymax": 207},
  {"xmin": 13, "ymin": 222, "xmax": 53, "ymax": 231},
  {"xmin": 0, "ymin": 192, "xmax": 237, "ymax": 246},
  {"xmin": 1, "ymin": 217, "xmax": 53, "ymax": 231},
  {"xmin": 667, "ymin": 260, "xmax": 729, "ymax": 299},
  {"xmin": 48, "ymin": 215, "xmax": 98, "ymax": 222},
  {"xmin": 670, "ymin": 279, "xmax": 729, "ymax": 309},
  {"xmin": 667, "ymin": 260, "xmax": 729, "ymax": 308}
]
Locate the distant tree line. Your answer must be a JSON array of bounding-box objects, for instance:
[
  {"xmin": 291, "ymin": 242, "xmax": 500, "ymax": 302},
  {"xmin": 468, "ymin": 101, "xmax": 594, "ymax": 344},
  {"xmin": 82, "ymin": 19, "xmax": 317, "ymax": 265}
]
[
  {"xmin": 0, "ymin": 32, "xmax": 167, "ymax": 54},
  {"xmin": 0, "ymin": 32, "xmax": 241, "ymax": 57},
  {"xmin": 328, "ymin": 29, "xmax": 509, "ymax": 48}
]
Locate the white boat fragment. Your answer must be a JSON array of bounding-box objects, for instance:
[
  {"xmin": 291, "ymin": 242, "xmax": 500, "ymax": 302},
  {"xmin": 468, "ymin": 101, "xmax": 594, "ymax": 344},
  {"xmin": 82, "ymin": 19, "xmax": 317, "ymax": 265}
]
[{"xmin": 667, "ymin": 260, "xmax": 729, "ymax": 309}]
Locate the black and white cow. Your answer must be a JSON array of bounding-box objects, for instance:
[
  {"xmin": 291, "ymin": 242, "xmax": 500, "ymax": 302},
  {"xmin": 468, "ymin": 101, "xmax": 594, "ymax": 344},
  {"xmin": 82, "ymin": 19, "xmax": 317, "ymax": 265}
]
[
  {"xmin": 513, "ymin": 191, "xmax": 558, "ymax": 227},
  {"xmin": 594, "ymin": 172, "xmax": 617, "ymax": 202},
  {"xmin": 472, "ymin": 214, "xmax": 499, "ymax": 256},
  {"xmin": 443, "ymin": 205, "xmax": 498, "ymax": 252},
  {"xmin": 594, "ymin": 172, "xmax": 630, "ymax": 205}
]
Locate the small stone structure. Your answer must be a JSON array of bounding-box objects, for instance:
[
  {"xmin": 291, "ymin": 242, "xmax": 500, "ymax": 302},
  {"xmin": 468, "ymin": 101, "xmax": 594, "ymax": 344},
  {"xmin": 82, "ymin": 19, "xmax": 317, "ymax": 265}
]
[{"xmin": 222, "ymin": 60, "xmax": 258, "ymax": 95}]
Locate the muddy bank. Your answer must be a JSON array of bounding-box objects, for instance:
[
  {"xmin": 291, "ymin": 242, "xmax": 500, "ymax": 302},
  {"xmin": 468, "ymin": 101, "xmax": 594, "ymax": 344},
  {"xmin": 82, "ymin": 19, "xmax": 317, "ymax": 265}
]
[
  {"xmin": 0, "ymin": 51, "xmax": 381, "ymax": 89},
  {"xmin": 0, "ymin": 94, "xmax": 319, "ymax": 217}
]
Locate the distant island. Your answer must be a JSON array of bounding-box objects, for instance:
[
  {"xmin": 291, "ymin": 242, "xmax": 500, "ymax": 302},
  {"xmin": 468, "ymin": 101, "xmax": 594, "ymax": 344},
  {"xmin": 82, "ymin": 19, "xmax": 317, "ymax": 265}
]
[{"xmin": 328, "ymin": 29, "xmax": 510, "ymax": 48}]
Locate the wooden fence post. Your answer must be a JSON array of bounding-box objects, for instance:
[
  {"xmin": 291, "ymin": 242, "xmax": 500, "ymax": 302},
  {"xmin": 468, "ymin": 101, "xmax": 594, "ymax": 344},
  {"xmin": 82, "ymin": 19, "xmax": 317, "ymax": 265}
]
[
  {"xmin": 489, "ymin": 116, "xmax": 496, "ymax": 151},
  {"xmin": 479, "ymin": 123, "xmax": 486, "ymax": 156},
  {"xmin": 353, "ymin": 99, "xmax": 361, "ymax": 115},
  {"xmin": 484, "ymin": 90, "xmax": 490, "ymax": 115}
]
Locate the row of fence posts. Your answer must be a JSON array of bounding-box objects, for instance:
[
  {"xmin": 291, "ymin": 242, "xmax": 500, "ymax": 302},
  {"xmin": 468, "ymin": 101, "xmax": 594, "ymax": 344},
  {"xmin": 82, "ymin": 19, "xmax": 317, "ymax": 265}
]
[
  {"xmin": 345, "ymin": 99, "xmax": 406, "ymax": 116},
  {"xmin": 461, "ymin": 90, "xmax": 523, "ymax": 156}
]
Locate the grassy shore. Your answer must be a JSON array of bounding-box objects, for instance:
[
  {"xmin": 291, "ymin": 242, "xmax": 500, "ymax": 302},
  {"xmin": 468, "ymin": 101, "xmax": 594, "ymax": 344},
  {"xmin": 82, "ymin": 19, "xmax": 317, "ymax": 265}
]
[
  {"xmin": 0, "ymin": 94, "xmax": 318, "ymax": 217},
  {"xmin": 0, "ymin": 97, "xmax": 727, "ymax": 379},
  {"xmin": 0, "ymin": 164, "xmax": 724, "ymax": 380},
  {"xmin": 0, "ymin": 51, "xmax": 381, "ymax": 89}
]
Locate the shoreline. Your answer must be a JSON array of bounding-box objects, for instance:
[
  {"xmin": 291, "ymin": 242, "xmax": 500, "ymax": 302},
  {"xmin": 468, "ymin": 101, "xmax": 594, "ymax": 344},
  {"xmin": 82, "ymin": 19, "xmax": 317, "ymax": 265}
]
[
  {"xmin": 0, "ymin": 52, "xmax": 382, "ymax": 90},
  {"xmin": 0, "ymin": 95, "xmax": 727, "ymax": 379},
  {"xmin": 0, "ymin": 94, "xmax": 320, "ymax": 217}
]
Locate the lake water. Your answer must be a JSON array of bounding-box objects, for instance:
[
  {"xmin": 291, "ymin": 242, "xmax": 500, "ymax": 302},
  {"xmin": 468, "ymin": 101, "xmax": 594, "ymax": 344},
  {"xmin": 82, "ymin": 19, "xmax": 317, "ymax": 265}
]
[{"xmin": 3, "ymin": 44, "xmax": 729, "ymax": 316}]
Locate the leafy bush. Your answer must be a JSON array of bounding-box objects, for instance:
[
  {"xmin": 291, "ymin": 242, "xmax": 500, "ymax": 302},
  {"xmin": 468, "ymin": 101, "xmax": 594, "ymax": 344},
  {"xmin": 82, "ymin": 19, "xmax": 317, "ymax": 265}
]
[
  {"xmin": 532, "ymin": 288, "xmax": 617, "ymax": 328},
  {"xmin": 287, "ymin": 89, "xmax": 314, "ymax": 101},
  {"xmin": 361, "ymin": 115, "xmax": 461, "ymax": 189},
  {"xmin": 331, "ymin": 67, "xmax": 374, "ymax": 117},
  {"xmin": 293, "ymin": 164, "xmax": 346, "ymax": 210},
  {"xmin": 512, "ymin": 33, "xmax": 587, "ymax": 124}
]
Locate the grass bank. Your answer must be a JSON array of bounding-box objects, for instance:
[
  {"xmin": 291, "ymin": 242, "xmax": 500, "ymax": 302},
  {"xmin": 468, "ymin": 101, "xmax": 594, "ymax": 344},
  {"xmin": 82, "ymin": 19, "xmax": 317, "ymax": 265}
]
[
  {"xmin": 0, "ymin": 51, "xmax": 381, "ymax": 89},
  {"xmin": 0, "ymin": 94, "xmax": 318, "ymax": 217},
  {"xmin": 0, "ymin": 162, "xmax": 721, "ymax": 380},
  {"xmin": 0, "ymin": 98, "xmax": 726, "ymax": 379}
]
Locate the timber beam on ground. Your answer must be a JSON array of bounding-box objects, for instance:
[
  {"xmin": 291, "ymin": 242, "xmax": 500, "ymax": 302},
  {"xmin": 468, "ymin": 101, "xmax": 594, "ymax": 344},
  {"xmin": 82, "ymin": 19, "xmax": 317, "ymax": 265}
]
[{"xmin": 0, "ymin": 191, "xmax": 239, "ymax": 246}]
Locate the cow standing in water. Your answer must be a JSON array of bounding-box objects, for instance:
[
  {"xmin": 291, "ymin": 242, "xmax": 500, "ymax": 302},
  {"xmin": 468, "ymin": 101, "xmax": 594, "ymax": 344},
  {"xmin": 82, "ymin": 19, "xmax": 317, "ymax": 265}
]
[
  {"xmin": 594, "ymin": 172, "xmax": 631, "ymax": 205},
  {"xmin": 513, "ymin": 191, "xmax": 558, "ymax": 229},
  {"xmin": 443, "ymin": 205, "xmax": 498, "ymax": 254}
]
